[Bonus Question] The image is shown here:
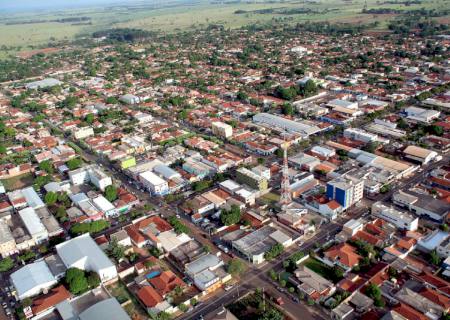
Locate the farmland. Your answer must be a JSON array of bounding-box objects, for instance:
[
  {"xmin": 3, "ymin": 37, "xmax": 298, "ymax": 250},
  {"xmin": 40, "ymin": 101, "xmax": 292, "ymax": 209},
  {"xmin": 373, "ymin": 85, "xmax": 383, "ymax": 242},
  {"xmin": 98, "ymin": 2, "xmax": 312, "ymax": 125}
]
[{"xmin": 0, "ymin": 0, "xmax": 448, "ymax": 57}]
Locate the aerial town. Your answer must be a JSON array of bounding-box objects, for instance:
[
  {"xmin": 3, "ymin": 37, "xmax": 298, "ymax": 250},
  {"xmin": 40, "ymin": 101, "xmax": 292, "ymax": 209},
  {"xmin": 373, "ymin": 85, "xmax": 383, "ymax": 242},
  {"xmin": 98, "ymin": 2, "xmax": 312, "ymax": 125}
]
[{"xmin": 0, "ymin": 7, "xmax": 449, "ymax": 320}]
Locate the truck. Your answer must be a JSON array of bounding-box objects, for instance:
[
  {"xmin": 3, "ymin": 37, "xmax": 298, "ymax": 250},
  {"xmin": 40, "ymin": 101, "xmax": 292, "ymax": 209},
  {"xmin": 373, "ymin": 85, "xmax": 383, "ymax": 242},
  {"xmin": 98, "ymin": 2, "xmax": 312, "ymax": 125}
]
[{"xmin": 275, "ymin": 297, "xmax": 284, "ymax": 306}]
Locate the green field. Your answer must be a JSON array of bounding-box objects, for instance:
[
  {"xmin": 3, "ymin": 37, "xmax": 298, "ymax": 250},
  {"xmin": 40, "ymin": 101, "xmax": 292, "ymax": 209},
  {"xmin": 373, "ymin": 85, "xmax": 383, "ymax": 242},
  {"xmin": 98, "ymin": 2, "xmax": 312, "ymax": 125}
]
[{"xmin": 0, "ymin": 0, "xmax": 448, "ymax": 56}]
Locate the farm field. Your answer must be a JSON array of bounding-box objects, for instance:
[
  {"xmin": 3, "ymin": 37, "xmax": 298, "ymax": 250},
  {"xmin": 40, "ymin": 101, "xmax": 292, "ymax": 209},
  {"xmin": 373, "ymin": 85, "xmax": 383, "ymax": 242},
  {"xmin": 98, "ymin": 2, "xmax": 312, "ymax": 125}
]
[{"xmin": 0, "ymin": 0, "xmax": 448, "ymax": 56}]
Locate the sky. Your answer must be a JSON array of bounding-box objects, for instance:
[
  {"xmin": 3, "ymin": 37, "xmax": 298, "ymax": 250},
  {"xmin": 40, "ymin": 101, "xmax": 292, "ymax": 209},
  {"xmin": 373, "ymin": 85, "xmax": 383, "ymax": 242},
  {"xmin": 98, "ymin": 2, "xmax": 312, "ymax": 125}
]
[{"xmin": 0, "ymin": 0, "xmax": 154, "ymax": 12}]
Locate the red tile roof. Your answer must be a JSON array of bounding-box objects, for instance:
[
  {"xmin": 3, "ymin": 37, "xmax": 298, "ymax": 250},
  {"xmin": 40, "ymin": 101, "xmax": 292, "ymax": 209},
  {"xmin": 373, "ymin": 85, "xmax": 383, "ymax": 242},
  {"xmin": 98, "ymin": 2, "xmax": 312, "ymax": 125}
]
[
  {"xmin": 393, "ymin": 303, "xmax": 428, "ymax": 320},
  {"xmin": 419, "ymin": 287, "xmax": 450, "ymax": 310},
  {"xmin": 137, "ymin": 286, "xmax": 163, "ymax": 308},
  {"xmin": 31, "ymin": 285, "xmax": 71, "ymax": 315},
  {"xmin": 148, "ymin": 270, "xmax": 186, "ymax": 297},
  {"xmin": 324, "ymin": 243, "xmax": 361, "ymax": 268}
]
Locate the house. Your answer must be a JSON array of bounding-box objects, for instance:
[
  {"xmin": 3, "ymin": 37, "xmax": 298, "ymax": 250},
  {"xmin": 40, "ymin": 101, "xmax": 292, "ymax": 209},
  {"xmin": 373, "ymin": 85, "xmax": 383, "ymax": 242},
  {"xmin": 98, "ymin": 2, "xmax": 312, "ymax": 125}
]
[
  {"xmin": 148, "ymin": 270, "xmax": 186, "ymax": 298},
  {"xmin": 137, "ymin": 286, "xmax": 169, "ymax": 314},
  {"xmin": 324, "ymin": 243, "xmax": 362, "ymax": 271},
  {"xmin": 292, "ymin": 265, "xmax": 336, "ymax": 302},
  {"xmin": 56, "ymin": 234, "xmax": 117, "ymax": 283},
  {"xmin": 30, "ymin": 285, "xmax": 71, "ymax": 319},
  {"xmin": 185, "ymin": 254, "xmax": 231, "ymax": 293}
]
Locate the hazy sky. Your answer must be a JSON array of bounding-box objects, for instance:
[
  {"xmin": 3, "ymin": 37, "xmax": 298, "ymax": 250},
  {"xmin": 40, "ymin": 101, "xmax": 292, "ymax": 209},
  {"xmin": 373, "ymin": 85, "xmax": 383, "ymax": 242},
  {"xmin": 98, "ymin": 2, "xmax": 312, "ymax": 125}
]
[{"xmin": 0, "ymin": 0, "xmax": 148, "ymax": 12}]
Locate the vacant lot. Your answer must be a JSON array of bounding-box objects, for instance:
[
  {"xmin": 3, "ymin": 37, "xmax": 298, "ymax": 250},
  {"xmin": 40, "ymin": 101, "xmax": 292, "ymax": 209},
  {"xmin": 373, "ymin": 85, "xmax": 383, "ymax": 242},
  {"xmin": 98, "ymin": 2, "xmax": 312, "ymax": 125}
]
[{"xmin": 0, "ymin": 172, "xmax": 34, "ymax": 191}]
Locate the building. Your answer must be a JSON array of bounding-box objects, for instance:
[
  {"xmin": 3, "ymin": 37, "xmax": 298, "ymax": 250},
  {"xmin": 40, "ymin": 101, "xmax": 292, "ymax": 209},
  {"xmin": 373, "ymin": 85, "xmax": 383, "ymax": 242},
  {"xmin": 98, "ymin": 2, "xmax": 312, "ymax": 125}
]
[
  {"xmin": 139, "ymin": 171, "xmax": 169, "ymax": 196},
  {"xmin": 56, "ymin": 234, "xmax": 117, "ymax": 282},
  {"xmin": 10, "ymin": 261, "xmax": 57, "ymax": 300},
  {"xmin": 392, "ymin": 190, "xmax": 450, "ymax": 223},
  {"xmin": 185, "ymin": 254, "xmax": 231, "ymax": 293},
  {"xmin": 326, "ymin": 176, "xmax": 364, "ymax": 210},
  {"xmin": 120, "ymin": 157, "xmax": 136, "ymax": 169},
  {"xmin": 324, "ymin": 243, "xmax": 362, "ymax": 271},
  {"xmin": 404, "ymin": 106, "xmax": 440, "ymax": 124},
  {"xmin": 78, "ymin": 298, "xmax": 131, "ymax": 320},
  {"xmin": 30, "ymin": 285, "xmax": 71, "ymax": 319},
  {"xmin": 253, "ymin": 113, "xmax": 322, "ymax": 138},
  {"xmin": 232, "ymin": 225, "xmax": 292, "ymax": 264},
  {"xmin": 0, "ymin": 221, "xmax": 16, "ymax": 257},
  {"xmin": 212, "ymin": 122, "xmax": 233, "ymax": 138},
  {"xmin": 25, "ymin": 78, "xmax": 61, "ymax": 90},
  {"xmin": 119, "ymin": 94, "xmax": 140, "ymax": 105},
  {"xmin": 93, "ymin": 196, "xmax": 117, "ymax": 218},
  {"xmin": 73, "ymin": 127, "xmax": 94, "ymax": 140},
  {"xmin": 403, "ymin": 145, "xmax": 438, "ymax": 165},
  {"xmin": 18, "ymin": 207, "xmax": 49, "ymax": 244},
  {"xmin": 327, "ymin": 99, "xmax": 358, "ymax": 110},
  {"xmin": 69, "ymin": 165, "xmax": 112, "ymax": 191},
  {"xmin": 344, "ymin": 128, "xmax": 379, "ymax": 143},
  {"xmin": 292, "ymin": 266, "xmax": 335, "ymax": 302},
  {"xmin": 136, "ymin": 286, "xmax": 167, "ymax": 314},
  {"xmin": 236, "ymin": 167, "xmax": 268, "ymax": 192},
  {"xmin": 251, "ymin": 165, "xmax": 271, "ymax": 180},
  {"xmin": 371, "ymin": 202, "xmax": 419, "ymax": 231}
]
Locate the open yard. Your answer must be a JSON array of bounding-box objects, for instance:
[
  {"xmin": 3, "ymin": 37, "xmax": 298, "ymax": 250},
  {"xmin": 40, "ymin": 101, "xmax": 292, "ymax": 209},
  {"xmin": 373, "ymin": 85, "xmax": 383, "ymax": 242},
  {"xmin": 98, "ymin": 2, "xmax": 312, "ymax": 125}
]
[
  {"xmin": 303, "ymin": 257, "xmax": 335, "ymax": 281},
  {"xmin": 107, "ymin": 281, "xmax": 147, "ymax": 320},
  {"xmin": 0, "ymin": 172, "xmax": 34, "ymax": 191},
  {"xmin": 0, "ymin": 0, "xmax": 446, "ymax": 56}
]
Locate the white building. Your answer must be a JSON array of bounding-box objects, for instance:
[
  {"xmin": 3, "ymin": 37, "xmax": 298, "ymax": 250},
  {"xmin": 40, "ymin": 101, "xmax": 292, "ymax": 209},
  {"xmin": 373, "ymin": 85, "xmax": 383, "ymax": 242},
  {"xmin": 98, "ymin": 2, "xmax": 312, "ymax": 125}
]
[
  {"xmin": 92, "ymin": 196, "xmax": 117, "ymax": 218},
  {"xmin": 404, "ymin": 106, "xmax": 440, "ymax": 124},
  {"xmin": 139, "ymin": 171, "xmax": 169, "ymax": 196},
  {"xmin": 371, "ymin": 202, "xmax": 419, "ymax": 231},
  {"xmin": 212, "ymin": 122, "xmax": 233, "ymax": 139},
  {"xmin": 10, "ymin": 261, "xmax": 57, "ymax": 300},
  {"xmin": 327, "ymin": 99, "xmax": 358, "ymax": 110},
  {"xmin": 185, "ymin": 254, "xmax": 230, "ymax": 292},
  {"xmin": 119, "ymin": 94, "xmax": 140, "ymax": 105},
  {"xmin": 344, "ymin": 128, "xmax": 379, "ymax": 143},
  {"xmin": 73, "ymin": 127, "xmax": 94, "ymax": 140},
  {"xmin": 56, "ymin": 234, "xmax": 117, "ymax": 282},
  {"xmin": 69, "ymin": 165, "xmax": 112, "ymax": 191},
  {"xmin": 403, "ymin": 145, "xmax": 438, "ymax": 165},
  {"xmin": 134, "ymin": 112, "xmax": 153, "ymax": 124},
  {"xmin": 326, "ymin": 176, "xmax": 364, "ymax": 210},
  {"xmin": 18, "ymin": 207, "xmax": 49, "ymax": 244}
]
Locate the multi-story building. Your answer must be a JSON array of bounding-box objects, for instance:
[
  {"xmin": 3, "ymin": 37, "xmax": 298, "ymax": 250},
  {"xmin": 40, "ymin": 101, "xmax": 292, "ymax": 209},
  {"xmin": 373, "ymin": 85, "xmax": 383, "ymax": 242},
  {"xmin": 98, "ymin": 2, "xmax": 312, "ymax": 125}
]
[
  {"xmin": 0, "ymin": 219, "xmax": 16, "ymax": 257},
  {"xmin": 68, "ymin": 165, "xmax": 112, "ymax": 191},
  {"xmin": 236, "ymin": 167, "xmax": 268, "ymax": 192},
  {"xmin": 343, "ymin": 128, "xmax": 379, "ymax": 143},
  {"xmin": 73, "ymin": 126, "xmax": 94, "ymax": 140},
  {"xmin": 326, "ymin": 176, "xmax": 364, "ymax": 210},
  {"xmin": 18, "ymin": 207, "xmax": 49, "ymax": 244},
  {"xmin": 371, "ymin": 202, "xmax": 419, "ymax": 231},
  {"xmin": 139, "ymin": 171, "xmax": 169, "ymax": 196},
  {"xmin": 212, "ymin": 122, "xmax": 233, "ymax": 139}
]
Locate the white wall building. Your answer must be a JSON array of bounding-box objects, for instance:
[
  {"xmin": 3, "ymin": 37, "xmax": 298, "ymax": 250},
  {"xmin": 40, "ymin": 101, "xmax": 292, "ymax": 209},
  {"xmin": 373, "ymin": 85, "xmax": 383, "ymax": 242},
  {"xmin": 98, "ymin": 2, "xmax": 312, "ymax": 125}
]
[
  {"xmin": 212, "ymin": 122, "xmax": 233, "ymax": 138},
  {"xmin": 18, "ymin": 207, "xmax": 49, "ymax": 244},
  {"xmin": 344, "ymin": 128, "xmax": 379, "ymax": 143},
  {"xmin": 139, "ymin": 171, "xmax": 169, "ymax": 196},
  {"xmin": 56, "ymin": 234, "xmax": 117, "ymax": 282},
  {"xmin": 372, "ymin": 202, "xmax": 419, "ymax": 231},
  {"xmin": 405, "ymin": 106, "xmax": 440, "ymax": 124},
  {"xmin": 92, "ymin": 196, "xmax": 117, "ymax": 218},
  {"xmin": 73, "ymin": 127, "xmax": 94, "ymax": 140},
  {"xmin": 10, "ymin": 261, "xmax": 57, "ymax": 300},
  {"xmin": 68, "ymin": 165, "xmax": 112, "ymax": 191}
]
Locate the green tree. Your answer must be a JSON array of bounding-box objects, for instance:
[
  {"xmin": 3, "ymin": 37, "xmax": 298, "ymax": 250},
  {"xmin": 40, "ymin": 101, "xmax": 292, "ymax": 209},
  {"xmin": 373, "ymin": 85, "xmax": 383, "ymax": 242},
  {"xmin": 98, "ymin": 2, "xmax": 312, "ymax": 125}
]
[
  {"xmin": 107, "ymin": 239, "xmax": 126, "ymax": 262},
  {"xmin": 429, "ymin": 250, "xmax": 441, "ymax": 266},
  {"xmin": 38, "ymin": 160, "xmax": 54, "ymax": 174},
  {"xmin": 282, "ymin": 103, "xmax": 294, "ymax": 116},
  {"xmin": 220, "ymin": 205, "xmax": 241, "ymax": 226},
  {"xmin": 0, "ymin": 257, "xmax": 14, "ymax": 272},
  {"xmin": 85, "ymin": 114, "xmax": 95, "ymax": 124},
  {"xmin": 44, "ymin": 191, "xmax": 58, "ymax": 205},
  {"xmin": 105, "ymin": 185, "xmax": 118, "ymax": 202},
  {"xmin": 227, "ymin": 258, "xmax": 247, "ymax": 276},
  {"xmin": 65, "ymin": 268, "xmax": 89, "ymax": 295},
  {"xmin": 264, "ymin": 243, "xmax": 284, "ymax": 261},
  {"xmin": 87, "ymin": 272, "xmax": 100, "ymax": 289},
  {"xmin": 66, "ymin": 158, "xmax": 82, "ymax": 170},
  {"xmin": 259, "ymin": 308, "xmax": 283, "ymax": 320}
]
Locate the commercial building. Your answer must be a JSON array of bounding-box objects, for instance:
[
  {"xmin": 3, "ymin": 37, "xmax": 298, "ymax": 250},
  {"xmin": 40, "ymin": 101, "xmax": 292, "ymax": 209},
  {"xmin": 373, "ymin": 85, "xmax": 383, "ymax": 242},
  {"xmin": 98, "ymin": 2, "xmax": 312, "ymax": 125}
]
[
  {"xmin": 344, "ymin": 128, "xmax": 379, "ymax": 143},
  {"xmin": 404, "ymin": 106, "xmax": 440, "ymax": 124},
  {"xmin": 139, "ymin": 171, "xmax": 169, "ymax": 196},
  {"xmin": 73, "ymin": 127, "xmax": 94, "ymax": 140},
  {"xmin": 253, "ymin": 113, "xmax": 321, "ymax": 138},
  {"xmin": 18, "ymin": 207, "xmax": 49, "ymax": 244},
  {"xmin": 392, "ymin": 190, "xmax": 450, "ymax": 223},
  {"xmin": 326, "ymin": 176, "xmax": 364, "ymax": 210},
  {"xmin": 403, "ymin": 146, "xmax": 439, "ymax": 165},
  {"xmin": 21, "ymin": 187, "xmax": 45, "ymax": 209},
  {"xmin": 212, "ymin": 122, "xmax": 233, "ymax": 138},
  {"xmin": 25, "ymin": 78, "xmax": 61, "ymax": 90},
  {"xmin": 93, "ymin": 196, "xmax": 117, "ymax": 218},
  {"xmin": 69, "ymin": 165, "xmax": 112, "ymax": 191},
  {"xmin": 372, "ymin": 202, "xmax": 419, "ymax": 231},
  {"xmin": 10, "ymin": 261, "xmax": 57, "ymax": 300},
  {"xmin": 78, "ymin": 298, "xmax": 131, "ymax": 320},
  {"xmin": 119, "ymin": 94, "xmax": 140, "ymax": 105},
  {"xmin": 0, "ymin": 222, "xmax": 16, "ymax": 257},
  {"xmin": 56, "ymin": 234, "xmax": 117, "ymax": 283},
  {"xmin": 232, "ymin": 225, "xmax": 292, "ymax": 264},
  {"xmin": 236, "ymin": 167, "xmax": 268, "ymax": 192}
]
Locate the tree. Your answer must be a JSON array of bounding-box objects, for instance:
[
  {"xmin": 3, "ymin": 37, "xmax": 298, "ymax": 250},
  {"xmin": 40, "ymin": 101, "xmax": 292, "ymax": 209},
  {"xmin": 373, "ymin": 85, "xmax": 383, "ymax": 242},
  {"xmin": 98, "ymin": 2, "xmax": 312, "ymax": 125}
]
[
  {"xmin": 264, "ymin": 243, "xmax": 284, "ymax": 261},
  {"xmin": 66, "ymin": 158, "xmax": 82, "ymax": 170},
  {"xmin": 87, "ymin": 272, "xmax": 100, "ymax": 289},
  {"xmin": 0, "ymin": 144, "xmax": 6, "ymax": 154},
  {"xmin": 38, "ymin": 160, "xmax": 54, "ymax": 174},
  {"xmin": 220, "ymin": 205, "xmax": 241, "ymax": 226},
  {"xmin": 365, "ymin": 283, "xmax": 384, "ymax": 307},
  {"xmin": 44, "ymin": 191, "xmax": 58, "ymax": 205},
  {"xmin": 259, "ymin": 308, "xmax": 283, "ymax": 320},
  {"xmin": 65, "ymin": 268, "xmax": 89, "ymax": 295},
  {"xmin": 426, "ymin": 124, "xmax": 443, "ymax": 136},
  {"xmin": 105, "ymin": 185, "xmax": 118, "ymax": 202},
  {"xmin": 429, "ymin": 250, "xmax": 441, "ymax": 266},
  {"xmin": 237, "ymin": 90, "xmax": 248, "ymax": 102},
  {"xmin": 167, "ymin": 216, "xmax": 190, "ymax": 234},
  {"xmin": 85, "ymin": 114, "xmax": 95, "ymax": 124},
  {"xmin": 190, "ymin": 298, "xmax": 198, "ymax": 306},
  {"xmin": 332, "ymin": 266, "xmax": 344, "ymax": 281},
  {"xmin": 282, "ymin": 103, "xmax": 294, "ymax": 116},
  {"xmin": 0, "ymin": 257, "xmax": 14, "ymax": 272},
  {"xmin": 227, "ymin": 258, "xmax": 247, "ymax": 276},
  {"xmin": 107, "ymin": 239, "xmax": 126, "ymax": 262}
]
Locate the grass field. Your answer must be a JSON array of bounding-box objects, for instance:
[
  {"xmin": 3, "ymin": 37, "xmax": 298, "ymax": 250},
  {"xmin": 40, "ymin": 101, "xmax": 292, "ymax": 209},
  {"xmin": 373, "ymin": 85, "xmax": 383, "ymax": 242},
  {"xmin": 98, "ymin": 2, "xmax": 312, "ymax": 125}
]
[
  {"xmin": 0, "ymin": 0, "xmax": 448, "ymax": 56},
  {"xmin": 0, "ymin": 172, "xmax": 34, "ymax": 191},
  {"xmin": 303, "ymin": 257, "xmax": 334, "ymax": 281}
]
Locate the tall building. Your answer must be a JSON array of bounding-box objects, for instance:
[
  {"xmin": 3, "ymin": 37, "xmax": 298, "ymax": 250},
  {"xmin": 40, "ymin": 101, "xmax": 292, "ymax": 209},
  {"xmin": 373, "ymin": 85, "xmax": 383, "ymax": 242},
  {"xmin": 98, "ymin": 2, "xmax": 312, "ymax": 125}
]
[
  {"xmin": 279, "ymin": 143, "xmax": 292, "ymax": 210},
  {"xmin": 326, "ymin": 176, "xmax": 364, "ymax": 210},
  {"xmin": 236, "ymin": 168, "xmax": 268, "ymax": 192},
  {"xmin": 212, "ymin": 122, "xmax": 233, "ymax": 139}
]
